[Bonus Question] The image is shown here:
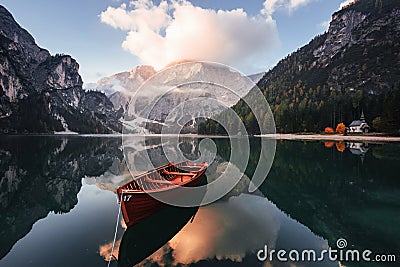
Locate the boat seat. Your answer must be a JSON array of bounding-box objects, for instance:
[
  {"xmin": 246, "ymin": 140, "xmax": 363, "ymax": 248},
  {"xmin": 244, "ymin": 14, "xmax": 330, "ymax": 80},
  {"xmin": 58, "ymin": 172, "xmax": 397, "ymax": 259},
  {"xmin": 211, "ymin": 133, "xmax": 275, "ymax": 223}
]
[
  {"xmin": 179, "ymin": 165, "xmax": 201, "ymax": 169},
  {"xmin": 162, "ymin": 170, "xmax": 196, "ymax": 176},
  {"xmin": 145, "ymin": 178, "xmax": 174, "ymax": 185}
]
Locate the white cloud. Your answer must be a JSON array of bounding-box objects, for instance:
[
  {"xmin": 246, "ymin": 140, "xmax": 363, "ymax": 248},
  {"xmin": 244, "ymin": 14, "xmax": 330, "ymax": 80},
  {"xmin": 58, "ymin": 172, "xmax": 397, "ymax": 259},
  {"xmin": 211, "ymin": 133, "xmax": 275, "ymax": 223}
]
[
  {"xmin": 100, "ymin": 0, "xmax": 279, "ymax": 72},
  {"xmin": 100, "ymin": 1, "xmax": 169, "ymax": 32},
  {"xmin": 261, "ymin": 0, "xmax": 318, "ymax": 17},
  {"xmin": 339, "ymin": 0, "xmax": 357, "ymax": 10}
]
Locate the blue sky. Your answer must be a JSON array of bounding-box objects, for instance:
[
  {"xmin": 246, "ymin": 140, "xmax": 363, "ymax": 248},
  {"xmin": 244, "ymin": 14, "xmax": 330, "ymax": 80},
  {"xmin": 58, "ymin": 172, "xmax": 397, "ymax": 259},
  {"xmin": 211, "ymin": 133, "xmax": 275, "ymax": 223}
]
[{"xmin": 1, "ymin": 0, "xmax": 347, "ymax": 84}]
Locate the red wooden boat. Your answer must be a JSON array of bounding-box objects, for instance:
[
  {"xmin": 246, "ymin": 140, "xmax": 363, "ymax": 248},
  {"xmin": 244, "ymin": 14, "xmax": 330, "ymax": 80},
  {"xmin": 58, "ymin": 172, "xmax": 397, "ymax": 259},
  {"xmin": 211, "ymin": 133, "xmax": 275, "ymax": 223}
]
[{"xmin": 117, "ymin": 161, "xmax": 207, "ymax": 228}]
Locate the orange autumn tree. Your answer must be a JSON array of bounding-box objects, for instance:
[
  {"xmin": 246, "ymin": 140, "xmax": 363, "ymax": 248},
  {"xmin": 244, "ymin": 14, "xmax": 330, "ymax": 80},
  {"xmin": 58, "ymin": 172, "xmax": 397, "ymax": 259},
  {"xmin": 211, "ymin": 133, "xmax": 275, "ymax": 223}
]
[
  {"xmin": 336, "ymin": 123, "xmax": 346, "ymax": 134},
  {"xmin": 336, "ymin": 141, "xmax": 346, "ymax": 152},
  {"xmin": 324, "ymin": 141, "xmax": 335, "ymax": 148},
  {"xmin": 324, "ymin": 127, "xmax": 334, "ymax": 134}
]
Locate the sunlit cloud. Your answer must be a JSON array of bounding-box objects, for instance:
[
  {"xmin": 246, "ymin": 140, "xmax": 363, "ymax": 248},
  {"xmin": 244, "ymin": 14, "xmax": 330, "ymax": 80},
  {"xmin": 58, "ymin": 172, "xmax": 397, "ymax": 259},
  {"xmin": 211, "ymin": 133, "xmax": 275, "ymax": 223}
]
[
  {"xmin": 99, "ymin": 219, "xmax": 126, "ymax": 262},
  {"xmin": 100, "ymin": 0, "xmax": 279, "ymax": 72},
  {"xmin": 99, "ymin": 240, "xmax": 121, "ymax": 262},
  {"xmin": 261, "ymin": 0, "xmax": 319, "ymax": 18},
  {"xmin": 138, "ymin": 194, "xmax": 281, "ymax": 266}
]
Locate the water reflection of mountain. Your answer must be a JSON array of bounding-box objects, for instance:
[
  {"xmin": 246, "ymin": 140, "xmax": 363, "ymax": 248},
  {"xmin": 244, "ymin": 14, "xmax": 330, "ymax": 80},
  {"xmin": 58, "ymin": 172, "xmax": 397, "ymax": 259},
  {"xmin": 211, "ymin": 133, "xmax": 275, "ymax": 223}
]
[
  {"xmin": 257, "ymin": 141, "xmax": 400, "ymax": 265},
  {"xmin": 213, "ymin": 138, "xmax": 399, "ymax": 266},
  {"xmin": 2, "ymin": 136, "xmax": 399, "ymax": 266},
  {"xmin": 0, "ymin": 136, "xmax": 123, "ymax": 259}
]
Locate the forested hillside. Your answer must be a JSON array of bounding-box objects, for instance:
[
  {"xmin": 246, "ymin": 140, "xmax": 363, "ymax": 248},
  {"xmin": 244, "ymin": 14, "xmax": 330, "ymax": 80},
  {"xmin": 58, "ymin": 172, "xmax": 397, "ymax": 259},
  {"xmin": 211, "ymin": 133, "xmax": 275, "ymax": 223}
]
[{"xmin": 200, "ymin": 0, "xmax": 400, "ymax": 135}]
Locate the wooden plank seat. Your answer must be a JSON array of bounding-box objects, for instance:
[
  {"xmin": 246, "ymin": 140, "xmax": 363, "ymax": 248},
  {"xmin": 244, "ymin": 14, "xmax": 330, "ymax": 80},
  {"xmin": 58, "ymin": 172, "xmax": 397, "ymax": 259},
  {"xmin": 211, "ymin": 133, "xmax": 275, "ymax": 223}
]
[
  {"xmin": 179, "ymin": 165, "xmax": 202, "ymax": 168},
  {"xmin": 145, "ymin": 177, "xmax": 174, "ymax": 184},
  {"xmin": 162, "ymin": 170, "xmax": 196, "ymax": 176}
]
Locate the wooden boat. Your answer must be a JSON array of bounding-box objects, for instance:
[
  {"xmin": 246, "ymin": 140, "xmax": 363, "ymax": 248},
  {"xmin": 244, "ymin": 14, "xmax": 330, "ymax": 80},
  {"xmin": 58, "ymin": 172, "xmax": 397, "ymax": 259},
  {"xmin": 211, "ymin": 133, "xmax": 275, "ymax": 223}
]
[{"xmin": 117, "ymin": 161, "xmax": 207, "ymax": 228}]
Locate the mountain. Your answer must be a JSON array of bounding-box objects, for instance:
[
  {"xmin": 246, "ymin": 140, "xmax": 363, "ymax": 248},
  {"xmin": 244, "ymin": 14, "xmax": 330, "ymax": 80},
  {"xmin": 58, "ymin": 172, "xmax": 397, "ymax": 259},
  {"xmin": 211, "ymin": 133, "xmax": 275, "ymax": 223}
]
[
  {"xmin": 93, "ymin": 66, "xmax": 264, "ymax": 112},
  {"xmin": 200, "ymin": 0, "xmax": 400, "ymax": 135},
  {"xmin": 0, "ymin": 5, "xmax": 122, "ymax": 134},
  {"xmin": 124, "ymin": 62, "xmax": 257, "ymax": 133},
  {"xmin": 93, "ymin": 62, "xmax": 260, "ymax": 133}
]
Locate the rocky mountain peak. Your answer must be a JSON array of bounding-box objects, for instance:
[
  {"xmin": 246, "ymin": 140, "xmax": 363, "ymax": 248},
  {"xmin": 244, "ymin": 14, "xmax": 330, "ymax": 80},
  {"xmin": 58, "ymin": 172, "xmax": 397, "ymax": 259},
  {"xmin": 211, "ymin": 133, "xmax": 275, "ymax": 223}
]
[
  {"xmin": 0, "ymin": 5, "xmax": 83, "ymax": 98},
  {"xmin": 0, "ymin": 5, "xmax": 51, "ymax": 101},
  {"xmin": 312, "ymin": 0, "xmax": 399, "ymax": 69},
  {"xmin": 314, "ymin": 9, "xmax": 366, "ymax": 62},
  {"xmin": 0, "ymin": 5, "xmax": 49, "ymax": 64},
  {"xmin": 92, "ymin": 65, "xmax": 156, "ymax": 111},
  {"xmin": 128, "ymin": 65, "xmax": 156, "ymax": 80},
  {"xmin": 0, "ymin": 5, "xmax": 121, "ymax": 133},
  {"xmin": 39, "ymin": 54, "xmax": 83, "ymax": 91}
]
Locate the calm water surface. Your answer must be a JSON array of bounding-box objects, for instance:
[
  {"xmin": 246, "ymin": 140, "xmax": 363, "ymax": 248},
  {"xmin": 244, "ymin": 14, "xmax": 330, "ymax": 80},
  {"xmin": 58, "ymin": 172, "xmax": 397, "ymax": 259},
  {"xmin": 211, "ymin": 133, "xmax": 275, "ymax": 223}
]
[{"xmin": 0, "ymin": 136, "xmax": 398, "ymax": 267}]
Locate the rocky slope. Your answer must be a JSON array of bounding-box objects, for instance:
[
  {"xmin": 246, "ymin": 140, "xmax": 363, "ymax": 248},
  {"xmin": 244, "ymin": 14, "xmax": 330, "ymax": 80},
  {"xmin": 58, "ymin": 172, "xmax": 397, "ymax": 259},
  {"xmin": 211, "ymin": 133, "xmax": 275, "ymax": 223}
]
[
  {"xmin": 200, "ymin": 0, "xmax": 400, "ymax": 134},
  {"xmin": 0, "ymin": 5, "xmax": 122, "ymax": 133},
  {"xmin": 93, "ymin": 62, "xmax": 260, "ymax": 133},
  {"xmin": 90, "ymin": 65, "xmax": 264, "ymax": 114},
  {"xmin": 87, "ymin": 65, "xmax": 156, "ymax": 112}
]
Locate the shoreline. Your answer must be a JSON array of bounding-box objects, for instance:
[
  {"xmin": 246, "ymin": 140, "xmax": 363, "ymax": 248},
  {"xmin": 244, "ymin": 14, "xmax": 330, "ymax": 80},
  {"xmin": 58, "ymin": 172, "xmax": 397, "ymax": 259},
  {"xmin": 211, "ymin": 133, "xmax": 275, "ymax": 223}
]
[
  {"xmin": 2, "ymin": 133, "xmax": 400, "ymax": 142},
  {"xmin": 259, "ymin": 133, "xmax": 400, "ymax": 142}
]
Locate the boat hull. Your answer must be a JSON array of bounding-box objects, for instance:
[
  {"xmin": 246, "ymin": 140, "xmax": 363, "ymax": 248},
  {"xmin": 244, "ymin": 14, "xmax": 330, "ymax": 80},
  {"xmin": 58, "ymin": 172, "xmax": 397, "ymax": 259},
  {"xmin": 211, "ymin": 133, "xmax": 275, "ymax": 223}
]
[{"xmin": 117, "ymin": 164, "xmax": 206, "ymax": 228}]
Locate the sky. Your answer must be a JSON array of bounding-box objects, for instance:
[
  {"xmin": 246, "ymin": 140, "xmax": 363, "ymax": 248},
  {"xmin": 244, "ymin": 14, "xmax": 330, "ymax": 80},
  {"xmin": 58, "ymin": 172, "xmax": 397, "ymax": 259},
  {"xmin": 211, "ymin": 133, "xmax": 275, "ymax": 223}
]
[{"xmin": 1, "ymin": 0, "xmax": 352, "ymax": 85}]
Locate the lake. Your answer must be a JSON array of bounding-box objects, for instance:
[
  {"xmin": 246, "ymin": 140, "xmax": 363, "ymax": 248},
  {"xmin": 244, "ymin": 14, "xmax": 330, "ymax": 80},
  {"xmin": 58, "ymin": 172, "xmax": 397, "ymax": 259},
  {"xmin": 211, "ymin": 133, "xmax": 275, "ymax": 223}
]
[{"xmin": 0, "ymin": 135, "xmax": 398, "ymax": 267}]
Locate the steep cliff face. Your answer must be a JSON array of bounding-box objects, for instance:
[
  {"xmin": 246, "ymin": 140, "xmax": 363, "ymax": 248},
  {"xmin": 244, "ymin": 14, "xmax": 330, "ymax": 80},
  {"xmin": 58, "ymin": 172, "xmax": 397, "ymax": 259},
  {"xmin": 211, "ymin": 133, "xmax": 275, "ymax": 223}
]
[
  {"xmin": 0, "ymin": 6, "xmax": 49, "ymax": 103},
  {"xmin": 0, "ymin": 5, "xmax": 122, "ymax": 133},
  {"xmin": 313, "ymin": 9, "xmax": 367, "ymax": 64},
  {"xmin": 34, "ymin": 54, "xmax": 83, "ymax": 92},
  {"xmin": 311, "ymin": 1, "xmax": 400, "ymax": 93}
]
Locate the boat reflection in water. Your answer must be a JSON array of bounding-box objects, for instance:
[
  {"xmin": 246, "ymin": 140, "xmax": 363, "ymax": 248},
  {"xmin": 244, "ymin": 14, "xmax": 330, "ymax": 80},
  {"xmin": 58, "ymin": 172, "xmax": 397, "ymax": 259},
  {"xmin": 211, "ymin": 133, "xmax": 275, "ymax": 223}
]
[
  {"xmin": 117, "ymin": 204, "xmax": 200, "ymax": 267},
  {"xmin": 114, "ymin": 162, "xmax": 207, "ymax": 267}
]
